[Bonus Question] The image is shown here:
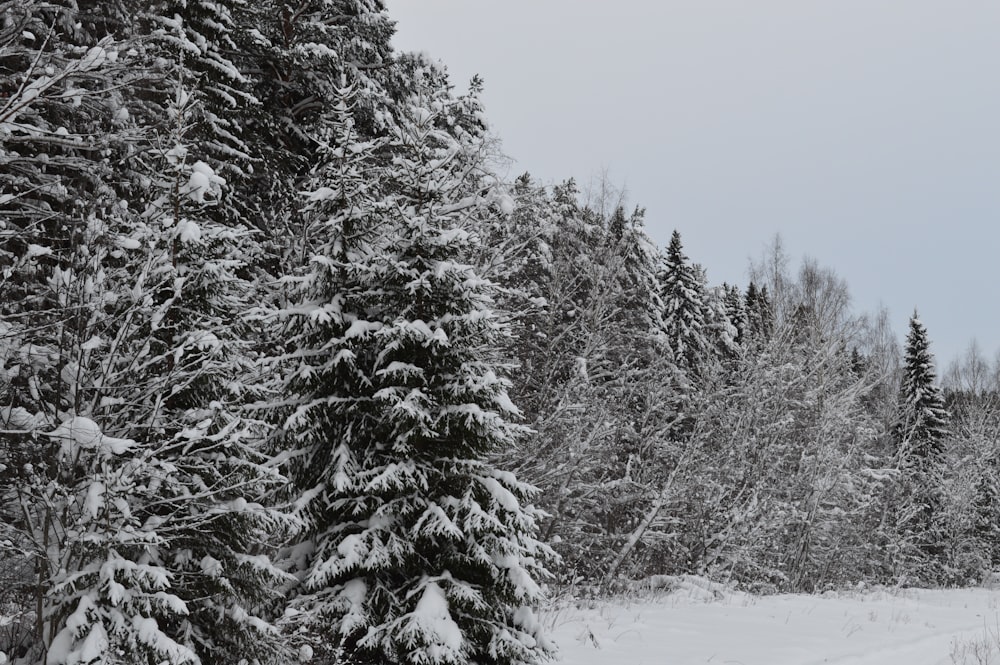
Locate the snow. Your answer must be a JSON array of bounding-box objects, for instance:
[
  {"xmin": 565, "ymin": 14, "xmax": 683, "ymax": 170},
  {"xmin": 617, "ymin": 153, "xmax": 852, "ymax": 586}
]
[
  {"xmin": 183, "ymin": 161, "xmax": 225, "ymax": 203},
  {"xmin": 546, "ymin": 582, "xmax": 1000, "ymax": 665},
  {"xmin": 342, "ymin": 578, "xmax": 367, "ymax": 607},
  {"xmin": 166, "ymin": 144, "xmax": 188, "ymax": 164},
  {"xmin": 406, "ymin": 581, "xmax": 464, "ymax": 658},
  {"xmin": 84, "ymin": 481, "xmax": 105, "ymax": 519},
  {"xmin": 306, "ymin": 186, "xmax": 336, "ymax": 201},
  {"xmin": 176, "ymin": 218, "xmax": 202, "ymax": 243},
  {"xmin": 0, "ymin": 405, "xmax": 37, "ymax": 431},
  {"xmin": 378, "ymin": 361, "xmax": 423, "ymax": 378},
  {"xmin": 478, "ymin": 476, "xmax": 520, "ymax": 512},
  {"xmin": 80, "ymin": 45, "xmax": 108, "ymax": 71},
  {"xmin": 200, "ymin": 555, "xmax": 223, "ymax": 578},
  {"xmin": 47, "ymin": 416, "xmax": 136, "ymax": 459},
  {"xmin": 116, "ymin": 235, "xmax": 141, "ymax": 250},
  {"xmin": 49, "ymin": 416, "xmax": 102, "ymax": 447},
  {"xmin": 76, "ymin": 622, "xmax": 109, "ymax": 663},
  {"xmin": 81, "ymin": 335, "xmax": 105, "ymax": 350},
  {"xmin": 26, "ymin": 243, "xmax": 52, "ymax": 258},
  {"xmin": 414, "ymin": 107, "xmax": 432, "ymax": 124},
  {"xmin": 48, "ymin": 594, "xmax": 98, "ymax": 664},
  {"xmin": 498, "ymin": 193, "xmax": 515, "ymax": 215},
  {"xmin": 493, "ymin": 554, "xmax": 541, "ymax": 599},
  {"xmin": 343, "ymin": 319, "xmax": 380, "ymax": 339}
]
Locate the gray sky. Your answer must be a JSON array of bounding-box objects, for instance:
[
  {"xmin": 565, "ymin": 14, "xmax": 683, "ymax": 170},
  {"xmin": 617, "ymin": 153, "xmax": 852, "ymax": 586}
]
[{"xmin": 386, "ymin": 1, "xmax": 1000, "ymax": 370}]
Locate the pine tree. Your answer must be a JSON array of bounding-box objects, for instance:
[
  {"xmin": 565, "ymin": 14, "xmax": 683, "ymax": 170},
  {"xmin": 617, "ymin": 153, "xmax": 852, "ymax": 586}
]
[
  {"xmin": 119, "ymin": 90, "xmax": 290, "ymax": 663},
  {"xmin": 744, "ymin": 282, "xmax": 774, "ymax": 345},
  {"xmin": 722, "ymin": 283, "xmax": 747, "ymax": 349},
  {"xmin": 889, "ymin": 311, "xmax": 950, "ymax": 577},
  {"xmin": 658, "ymin": 230, "xmax": 712, "ymax": 373},
  {"xmin": 896, "ymin": 312, "xmax": 949, "ymax": 466},
  {"xmin": 604, "ymin": 205, "xmax": 664, "ymax": 342},
  {"xmin": 273, "ymin": 84, "xmax": 553, "ymax": 665},
  {"xmin": 246, "ymin": 0, "xmax": 400, "ymax": 269}
]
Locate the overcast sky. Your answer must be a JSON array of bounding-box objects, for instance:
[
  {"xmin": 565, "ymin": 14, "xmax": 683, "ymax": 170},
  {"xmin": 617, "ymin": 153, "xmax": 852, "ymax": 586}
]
[{"xmin": 386, "ymin": 1, "xmax": 1000, "ymax": 370}]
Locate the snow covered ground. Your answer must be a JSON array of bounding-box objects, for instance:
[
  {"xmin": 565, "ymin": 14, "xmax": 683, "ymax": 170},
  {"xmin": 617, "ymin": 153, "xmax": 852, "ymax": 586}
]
[{"xmin": 546, "ymin": 577, "xmax": 1000, "ymax": 665}]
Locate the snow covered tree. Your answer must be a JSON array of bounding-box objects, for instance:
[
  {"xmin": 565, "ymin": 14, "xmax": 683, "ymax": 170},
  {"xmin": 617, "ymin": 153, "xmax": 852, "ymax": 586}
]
[
  {"xmin": 658, "ymin": 230, "xmax": 713, "ymax": 374},
  {"xmin": 0, "ymin": 6, "xmax": 149, "ymax": 658},
  {"xmin": 603, "ymin": 205, "xmax": 664, "ymax": 345},
  {"xmin": 855, "ymin": 305, "xmax": 902, "ymax": 434},
  {"xmin": 480, "ymin": 177, "xmax": 609, "ymax": 579},
  {"xmin": 148, "ymin": 1, "xmax": 257, "ymax": 168},
  {"xmin": 479, "ymin": 174, "xmax": 690, "ymax": 583},
  {"xmin": 490, "ymin": 177, "xmax": 598, "ymax": 428},
  {"xmin": 245, "ymin": 0, "xmax": 401, "ymax": 269},
  {"xmin": 113, "ymin": 88, "xmax": 290, "ymax": 663},
  {"xmin": 676, "ymin": 334, "xmax": 882, "ymax": 590},
  {"xmin": 942, "ymin": 342, "xmax": 1000, "ymax": 575},
  {"xmin": 31, "ymin": 417, "xmax": 201, "ymax": 665},
  {"xmin": 896, "ymin": 312, "xmax": 949, "ymax": 468},
  {"xmin": 272, "ymin": 83, "xmax": 553, "ymax": 665},
  {"xmin": 883, "ymin": 311, "xmax": 951, "ymax": 579},
  {"xmin": 744, "ymin": 282, "xmax": 774, "ymax": 346},
  {"xmin": 722, "ymin": 284, "xmax": 747, "ymax": 349},
  {"xmin": 1, "ymin": 3, "xmax": 291, "ymax": 655}
]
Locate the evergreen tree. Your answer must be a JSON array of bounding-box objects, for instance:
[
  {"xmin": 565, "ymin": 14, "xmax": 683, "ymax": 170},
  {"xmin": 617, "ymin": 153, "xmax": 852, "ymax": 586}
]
[
  {"xmin": 604, "ymin": 205, "xmax": 664, "ymax": 342},
  {"xmin": 744, "ymin": 282, "xmax": 774, "ymax": 345},
  {"xmin": 273, "ymin": 84, "xmax": 553, "ymax": 665},
  {"xmin": 889, "ymin": 311, "xmax": 950, "ymax": 577},
  {"xmin": 896, "ymin": 312, "xmax": 949, "ymax": 465},
  {"xmin": 722, "ymin": 284, "xmax": 747, "ymax": 348},
  {"xmin": 658, "ymin": 230, "xmax": 712, "ymax": 373},
  {"xmin": 246, "ymin": 0, "xmax": 400, "ymax": 268}
]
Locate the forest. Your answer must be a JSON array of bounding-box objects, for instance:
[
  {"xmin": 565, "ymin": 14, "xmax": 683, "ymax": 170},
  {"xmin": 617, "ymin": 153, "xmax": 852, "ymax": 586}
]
[{"xmin": 2, "ymin": 1, "xmax": 999, "ymax": 664}]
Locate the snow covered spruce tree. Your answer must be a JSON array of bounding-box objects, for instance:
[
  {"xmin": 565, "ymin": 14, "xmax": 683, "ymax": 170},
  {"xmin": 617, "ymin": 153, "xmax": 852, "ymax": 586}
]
[
  {"xmin": 889, "ymin": 311, "xmax": 950, "ymax": 578},
  {"xmin": 272, "ymin": 81, "xmax": 554, "ymax": 664},
  {"xmin": 896, "ymin": 312, "xmax": 950, "ymax": 463},
  {"xmin": 743, "ymin": 282, "xmax": 774, "ymax": 348},
  {"xmin": 244, "ymin": 0, "xmax": 399, "ymax": 272},
  {"xmin": 658, "ymin": 230, "xmax": 715, "ymax": 376}
]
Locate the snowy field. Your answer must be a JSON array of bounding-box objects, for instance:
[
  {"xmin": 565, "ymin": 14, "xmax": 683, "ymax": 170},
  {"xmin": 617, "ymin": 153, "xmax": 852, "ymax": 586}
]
[{"xmin": 546, "ymin": 577, "xmax": 1000, "ymax": 665}]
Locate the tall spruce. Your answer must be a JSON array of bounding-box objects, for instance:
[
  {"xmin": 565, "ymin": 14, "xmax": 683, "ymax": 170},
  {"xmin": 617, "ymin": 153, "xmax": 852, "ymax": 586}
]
[
  {"xmin": 743, "ymin": 282, "xmax": 774, "ymax": 346},
  {"xmin": 273, "ymin": 82, "xmax": 553, "ymax": 665},
  {"xmin": 658, "ymin": 230, "xmax": 712, "ymax": 373},
  {"xmin": 896, "ymin": 312, "xmax": 949, "ymax": 465},
  {"xmin": 887, "ymin": 311, "xmax": 950, "ymax": 577}
]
